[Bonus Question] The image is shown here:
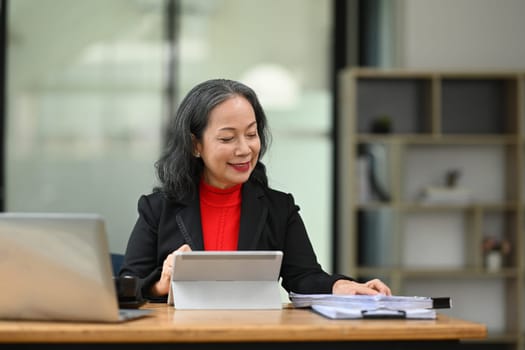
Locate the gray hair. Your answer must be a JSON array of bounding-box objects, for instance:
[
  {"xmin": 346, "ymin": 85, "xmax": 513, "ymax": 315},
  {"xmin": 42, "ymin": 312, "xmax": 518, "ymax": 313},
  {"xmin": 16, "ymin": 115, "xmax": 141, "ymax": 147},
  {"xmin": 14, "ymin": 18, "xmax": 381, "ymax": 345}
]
[{"xmin": 155, "ymin": 79, "xmax": 271, "ymax": 200}]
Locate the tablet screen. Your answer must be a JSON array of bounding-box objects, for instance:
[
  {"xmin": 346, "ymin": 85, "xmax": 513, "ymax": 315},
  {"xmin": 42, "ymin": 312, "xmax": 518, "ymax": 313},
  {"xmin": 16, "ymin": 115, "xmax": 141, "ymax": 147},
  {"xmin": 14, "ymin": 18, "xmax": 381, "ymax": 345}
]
[{"xmin": 171, "ymin": 251, "xmax": 283, "ymax": 281}]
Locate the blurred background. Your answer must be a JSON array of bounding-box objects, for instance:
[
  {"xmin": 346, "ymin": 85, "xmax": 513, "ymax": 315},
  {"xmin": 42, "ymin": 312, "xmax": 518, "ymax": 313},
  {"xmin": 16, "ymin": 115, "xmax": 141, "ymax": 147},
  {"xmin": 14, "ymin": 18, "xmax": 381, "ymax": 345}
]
[
  {"xmin": 4, "ymin": 0, "xmax": 525, "ymax": 344},
  {"xmin": 3, "ymin": 0, "xmax": 333, "ymax": 268},
  {"xmin": 2, "ymin": 0, "xmax": 525, "ymax": 278}
]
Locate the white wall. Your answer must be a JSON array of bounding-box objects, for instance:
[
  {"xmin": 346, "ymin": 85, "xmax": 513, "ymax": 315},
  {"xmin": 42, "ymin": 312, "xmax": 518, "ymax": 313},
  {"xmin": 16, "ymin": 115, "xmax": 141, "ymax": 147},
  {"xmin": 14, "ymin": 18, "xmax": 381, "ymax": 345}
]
[{"xmin": 396, "ymin": 0, "xmax": 525, "ymax": 69}]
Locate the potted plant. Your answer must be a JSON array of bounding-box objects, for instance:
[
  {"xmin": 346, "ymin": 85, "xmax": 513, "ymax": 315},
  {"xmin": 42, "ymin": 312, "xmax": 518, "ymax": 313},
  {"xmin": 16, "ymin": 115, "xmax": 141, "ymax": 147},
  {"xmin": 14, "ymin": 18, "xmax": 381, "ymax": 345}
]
[
  {"xmin": 370, "ymin": 115, "xmax": 392, "ymax": 134},
  {"xmin": 482, "ymin": 237, "xmax": 511, "ymax": 272}
]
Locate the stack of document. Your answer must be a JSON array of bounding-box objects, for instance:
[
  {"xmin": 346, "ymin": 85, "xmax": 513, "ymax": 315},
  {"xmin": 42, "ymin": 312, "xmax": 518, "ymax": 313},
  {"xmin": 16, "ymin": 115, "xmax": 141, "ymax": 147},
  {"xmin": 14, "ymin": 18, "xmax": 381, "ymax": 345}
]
[{"xmin": 289, "ymin": 293, "xmax": 451, "ymax": 320}]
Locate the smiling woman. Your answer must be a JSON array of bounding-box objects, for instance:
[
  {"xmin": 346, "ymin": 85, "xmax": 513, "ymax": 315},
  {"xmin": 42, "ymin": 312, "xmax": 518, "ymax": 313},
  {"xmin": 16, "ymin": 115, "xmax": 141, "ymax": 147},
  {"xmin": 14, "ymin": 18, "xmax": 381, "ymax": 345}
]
[
  {"xmin": 176, "ymin": 0, "xmax": 335, "ymax": 274},
  {"xmin": 119, "ymin": 78, "xmax": 391, "ymax": 301}
]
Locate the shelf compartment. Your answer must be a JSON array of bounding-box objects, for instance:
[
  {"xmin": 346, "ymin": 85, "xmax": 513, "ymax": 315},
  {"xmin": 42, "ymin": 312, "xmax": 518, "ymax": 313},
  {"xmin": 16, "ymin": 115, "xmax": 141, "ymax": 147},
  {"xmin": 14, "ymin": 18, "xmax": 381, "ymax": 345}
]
[
  {"xmin": 441, "ymin": 77, "xmax": 519, "ymax": 135},
  {"xmin": 402, "ymin": 144, "xmax": 510, "ymax": 204},
  {"xmin": 356, "ymin": 208, "xmax": 397, "ymax": 268},
  {"xmin": 356, "ymin": 77, "xmax": 433, "ymax": 134}
]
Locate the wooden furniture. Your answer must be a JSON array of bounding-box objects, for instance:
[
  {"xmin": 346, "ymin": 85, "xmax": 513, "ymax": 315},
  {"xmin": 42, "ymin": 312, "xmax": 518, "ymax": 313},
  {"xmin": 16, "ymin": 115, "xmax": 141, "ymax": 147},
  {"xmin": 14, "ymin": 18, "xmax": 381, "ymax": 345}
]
[
  {"xmin": 336, "ymin": 68, "xmax": 524, "ymax": 349},
  {"xmin": 0, "ymin": 303, "xmax": 486, "ymax": 349}
]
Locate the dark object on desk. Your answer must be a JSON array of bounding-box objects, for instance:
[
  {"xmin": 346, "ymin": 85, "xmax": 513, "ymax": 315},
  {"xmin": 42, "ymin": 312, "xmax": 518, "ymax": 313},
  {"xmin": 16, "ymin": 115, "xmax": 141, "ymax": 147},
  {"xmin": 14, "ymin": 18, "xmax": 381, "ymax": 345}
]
[
  {"xmin": 113, "ymin": 275, "xmax": 146, "ymax": 309},
  {"xmin": 430, "ymin": 297, "xmax": 452, "ymax": 309}
]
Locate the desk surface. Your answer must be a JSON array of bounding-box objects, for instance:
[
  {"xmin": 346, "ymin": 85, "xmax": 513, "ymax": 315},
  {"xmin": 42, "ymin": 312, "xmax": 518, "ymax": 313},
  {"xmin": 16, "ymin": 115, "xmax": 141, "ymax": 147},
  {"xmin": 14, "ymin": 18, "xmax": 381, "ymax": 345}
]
[{"xmin": 0, "ymin": 303, "xmax": 486, "ymax": 344}]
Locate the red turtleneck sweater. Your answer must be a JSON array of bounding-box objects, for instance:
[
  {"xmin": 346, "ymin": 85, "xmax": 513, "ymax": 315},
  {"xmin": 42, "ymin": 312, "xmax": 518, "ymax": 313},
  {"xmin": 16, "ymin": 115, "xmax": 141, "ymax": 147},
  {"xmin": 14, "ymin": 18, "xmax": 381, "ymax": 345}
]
[{"xmin": 199, "ymin": 180, "xmax": 242, "ymax": 250}]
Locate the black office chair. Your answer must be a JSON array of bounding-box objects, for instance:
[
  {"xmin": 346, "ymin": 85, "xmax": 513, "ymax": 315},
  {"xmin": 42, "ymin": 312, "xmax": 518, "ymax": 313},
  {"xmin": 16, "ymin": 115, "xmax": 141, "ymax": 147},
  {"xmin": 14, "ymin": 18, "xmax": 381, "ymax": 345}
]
[
  {"xmin": 110, "ymin": 253, "xmax": 125, "ymax": 276},
  {"xmin": 111, "ymin": 254, "xmax": 142, "ymax": 304}
]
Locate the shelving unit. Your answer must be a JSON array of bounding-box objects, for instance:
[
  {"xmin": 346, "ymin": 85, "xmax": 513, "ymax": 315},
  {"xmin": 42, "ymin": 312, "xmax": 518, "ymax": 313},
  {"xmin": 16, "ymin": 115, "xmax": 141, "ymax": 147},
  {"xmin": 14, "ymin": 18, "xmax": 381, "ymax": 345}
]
[{"xmin": 336, "ymin": 68, "xmax": 524, "ymax": 349}]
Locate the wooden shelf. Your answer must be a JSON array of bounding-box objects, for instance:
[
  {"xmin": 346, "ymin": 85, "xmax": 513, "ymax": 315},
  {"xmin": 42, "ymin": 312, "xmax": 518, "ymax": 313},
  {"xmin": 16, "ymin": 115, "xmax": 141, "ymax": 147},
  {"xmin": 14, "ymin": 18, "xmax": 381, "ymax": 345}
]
[{"xmin": 337, "ymin": 68, "xmax": 525, "ymax": 349}]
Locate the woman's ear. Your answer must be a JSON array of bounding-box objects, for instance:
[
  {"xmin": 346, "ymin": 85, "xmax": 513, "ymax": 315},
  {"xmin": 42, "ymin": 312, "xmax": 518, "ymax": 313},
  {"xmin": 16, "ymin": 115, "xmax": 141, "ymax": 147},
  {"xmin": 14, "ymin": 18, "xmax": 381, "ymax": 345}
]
[{"xmin": 191, "ymin": 134, "xmax": 201, "ymax": 158}]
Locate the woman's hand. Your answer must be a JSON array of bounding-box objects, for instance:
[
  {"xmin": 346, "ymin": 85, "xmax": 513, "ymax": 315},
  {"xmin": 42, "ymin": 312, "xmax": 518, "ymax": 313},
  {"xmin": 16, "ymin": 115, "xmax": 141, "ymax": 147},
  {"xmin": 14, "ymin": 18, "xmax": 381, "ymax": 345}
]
[
  {"xmin": 332, "ymin": 278, "xmax": 392, "ymax": 296},
  {"xmin": 150, "ymin": 244, "xmax": 192, "ymax": 296}
]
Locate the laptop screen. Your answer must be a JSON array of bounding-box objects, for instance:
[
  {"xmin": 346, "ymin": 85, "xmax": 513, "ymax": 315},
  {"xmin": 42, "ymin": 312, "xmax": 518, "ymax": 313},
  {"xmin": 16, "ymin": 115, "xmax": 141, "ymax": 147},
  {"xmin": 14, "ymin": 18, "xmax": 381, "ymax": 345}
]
[{"xmin": 0, "ymin": 213, "xmax": 121, "ymax": 322}]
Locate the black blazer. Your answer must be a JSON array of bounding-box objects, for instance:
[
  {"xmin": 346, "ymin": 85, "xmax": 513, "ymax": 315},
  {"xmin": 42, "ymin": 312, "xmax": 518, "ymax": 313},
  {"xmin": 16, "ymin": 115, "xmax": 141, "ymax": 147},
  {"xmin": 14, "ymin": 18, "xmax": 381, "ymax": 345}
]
[{"xmin": 120, "ymin": 179, "xmax": 351, "ymax": 301}]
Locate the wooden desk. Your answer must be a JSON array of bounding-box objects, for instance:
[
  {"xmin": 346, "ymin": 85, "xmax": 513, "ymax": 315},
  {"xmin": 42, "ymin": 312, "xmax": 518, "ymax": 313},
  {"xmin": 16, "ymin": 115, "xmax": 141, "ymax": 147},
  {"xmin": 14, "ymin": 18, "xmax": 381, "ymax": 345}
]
[{"xmin": 0, "ymin": 303, "xmax": 487, "ymax": 350}]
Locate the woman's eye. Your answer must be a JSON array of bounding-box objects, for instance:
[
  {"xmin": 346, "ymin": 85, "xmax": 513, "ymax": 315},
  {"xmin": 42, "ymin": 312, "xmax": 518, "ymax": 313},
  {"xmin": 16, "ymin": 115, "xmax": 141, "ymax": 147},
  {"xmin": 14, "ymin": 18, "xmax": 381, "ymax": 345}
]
[{"xmin": 219, "ymin": 137, "xmax": 234, "ymax": 142}]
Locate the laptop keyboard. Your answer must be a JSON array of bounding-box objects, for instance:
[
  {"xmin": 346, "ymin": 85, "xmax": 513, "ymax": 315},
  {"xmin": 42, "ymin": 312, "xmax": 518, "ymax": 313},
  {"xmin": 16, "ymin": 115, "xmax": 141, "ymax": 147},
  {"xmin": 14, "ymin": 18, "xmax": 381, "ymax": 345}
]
[{"xmin": 118, "ymin": 308, "xmax": 152, "ymax": 321}]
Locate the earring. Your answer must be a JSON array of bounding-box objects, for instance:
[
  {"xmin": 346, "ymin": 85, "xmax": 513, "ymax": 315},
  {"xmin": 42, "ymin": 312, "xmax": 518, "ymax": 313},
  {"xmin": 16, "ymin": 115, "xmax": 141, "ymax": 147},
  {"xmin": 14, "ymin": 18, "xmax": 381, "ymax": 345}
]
[{"xmin": 195, "ymin": 152, "xmax": 200, "ymax": 158}]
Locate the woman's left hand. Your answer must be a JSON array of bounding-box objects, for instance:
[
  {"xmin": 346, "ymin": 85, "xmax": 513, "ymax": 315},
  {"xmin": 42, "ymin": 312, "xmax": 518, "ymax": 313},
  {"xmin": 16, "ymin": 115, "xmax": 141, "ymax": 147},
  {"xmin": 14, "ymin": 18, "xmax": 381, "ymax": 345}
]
[{"xmin": 332, "ymin": 278, "xmax": 392, "ymax": 296}]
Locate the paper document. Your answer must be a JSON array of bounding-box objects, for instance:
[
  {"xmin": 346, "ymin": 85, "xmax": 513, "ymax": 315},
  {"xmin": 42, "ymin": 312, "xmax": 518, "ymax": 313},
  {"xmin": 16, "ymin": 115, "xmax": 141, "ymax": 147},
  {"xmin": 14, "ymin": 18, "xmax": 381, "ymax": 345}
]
[
  {"xmin": 289, "ymin": 292, "xmax": 451, "ymax": 310},
  {"xmin": 290, "ymin": 292, "xmax": 450, "ymax": 320}
]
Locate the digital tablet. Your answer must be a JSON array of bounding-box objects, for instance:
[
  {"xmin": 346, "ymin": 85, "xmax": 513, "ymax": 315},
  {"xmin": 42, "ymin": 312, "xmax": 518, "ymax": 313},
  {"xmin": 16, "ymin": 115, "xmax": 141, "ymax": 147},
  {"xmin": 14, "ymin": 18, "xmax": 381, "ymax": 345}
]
[{"xmin": 168, "ymin": 251, "xmax": 283, "ymax": 309}]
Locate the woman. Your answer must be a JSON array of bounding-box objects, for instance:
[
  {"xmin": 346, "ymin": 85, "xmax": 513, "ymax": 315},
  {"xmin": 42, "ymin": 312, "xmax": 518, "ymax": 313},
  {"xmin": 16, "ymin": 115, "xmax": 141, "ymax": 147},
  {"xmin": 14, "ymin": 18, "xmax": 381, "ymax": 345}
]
[{"xmin": 119, "ymin": 79, "xmax": 391, "ymax": 301}]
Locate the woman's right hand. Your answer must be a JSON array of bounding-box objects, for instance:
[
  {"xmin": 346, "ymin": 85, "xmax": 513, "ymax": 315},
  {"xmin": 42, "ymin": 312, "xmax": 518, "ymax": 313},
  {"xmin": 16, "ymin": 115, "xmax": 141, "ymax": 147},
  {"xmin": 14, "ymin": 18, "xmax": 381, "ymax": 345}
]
[{"xmin": 150, "ymin": 244, "xmax": 192, "ymax": 296}]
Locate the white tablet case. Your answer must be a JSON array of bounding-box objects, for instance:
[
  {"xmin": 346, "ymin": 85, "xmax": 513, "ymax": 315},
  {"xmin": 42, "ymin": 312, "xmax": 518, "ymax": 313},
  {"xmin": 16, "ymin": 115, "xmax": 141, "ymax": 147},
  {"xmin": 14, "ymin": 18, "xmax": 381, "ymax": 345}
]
[{"xmin": 167, "ymin": 251, "xmax": 283, "ymax": 309}]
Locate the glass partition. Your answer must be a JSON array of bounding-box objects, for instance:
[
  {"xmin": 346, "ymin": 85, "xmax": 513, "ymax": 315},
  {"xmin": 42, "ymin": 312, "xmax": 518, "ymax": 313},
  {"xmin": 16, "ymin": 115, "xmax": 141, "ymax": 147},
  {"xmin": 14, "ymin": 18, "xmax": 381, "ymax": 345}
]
[
  {"xmin": 6, "ymin": 0, "xmax": 167, "ymax": 252},
  {"xmin": 6, "ymin": 0, "xmax": 333, "ymax": 271},
  {"xmin": 177, "ymin": 0, "xmax": 333, "ymax": 270}
]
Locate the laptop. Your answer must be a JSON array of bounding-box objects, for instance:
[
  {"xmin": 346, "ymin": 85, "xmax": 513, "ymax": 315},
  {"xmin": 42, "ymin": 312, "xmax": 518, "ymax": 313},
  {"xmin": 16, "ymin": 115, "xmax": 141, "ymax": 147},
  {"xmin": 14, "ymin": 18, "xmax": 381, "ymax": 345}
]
[
  {"xmin": 0, "ymin": 212, "xmax": 151, "ymax": 322},
  {"xmin": 167, "ymin": 251, "xmax": 283, "ymax": 309}
]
